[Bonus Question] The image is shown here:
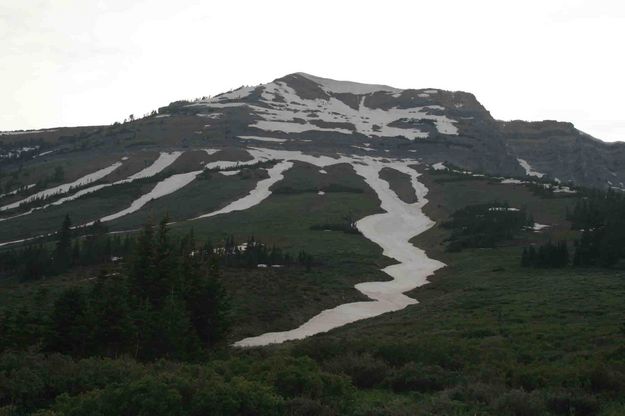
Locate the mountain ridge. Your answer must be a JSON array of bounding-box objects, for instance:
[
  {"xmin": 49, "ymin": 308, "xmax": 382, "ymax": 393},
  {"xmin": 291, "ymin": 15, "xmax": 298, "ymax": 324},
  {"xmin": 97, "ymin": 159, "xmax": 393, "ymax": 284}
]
[{"xmin": 1, "ymin": 72, "xmax": 624, "ymax": 189}]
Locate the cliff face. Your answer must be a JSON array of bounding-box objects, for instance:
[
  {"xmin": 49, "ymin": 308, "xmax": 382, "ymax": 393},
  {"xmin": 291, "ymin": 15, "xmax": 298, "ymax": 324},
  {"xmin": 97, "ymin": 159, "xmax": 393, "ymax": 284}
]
[{"xmin": 499, "ymin": 120, "xmax": 625, "ymax": 188}]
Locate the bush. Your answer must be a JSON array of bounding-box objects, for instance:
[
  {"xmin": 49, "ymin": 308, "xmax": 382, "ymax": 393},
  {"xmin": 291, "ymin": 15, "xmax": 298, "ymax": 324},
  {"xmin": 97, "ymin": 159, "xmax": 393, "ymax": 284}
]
[
  {"xmin": 494, "ymin": 389, "xmax": 545, "ymax": 416},
  {"xmin": 447, "ymin": 382, "xmax": 502, "ymax": 406},
  {"xmin": 583, "ymin": 364, "xmax": 625, "ymax": 394},
  {"xmin": 284, "ymin": 398, "xmax": 335, "ymax": 416},
  {"xmin": 324, "ymin": 353, "xmax": 390, "ymax": 389},
  {"xmin": 545, "ymin": 389, "xmax": 599, "ymax": 416},
  {"xmin": 388, "ymin": 363, "xmax": 451, "ymax": 393},
  {"xmin": 375, "ymin": 340, "xmax": 464, "ymax": 370}
]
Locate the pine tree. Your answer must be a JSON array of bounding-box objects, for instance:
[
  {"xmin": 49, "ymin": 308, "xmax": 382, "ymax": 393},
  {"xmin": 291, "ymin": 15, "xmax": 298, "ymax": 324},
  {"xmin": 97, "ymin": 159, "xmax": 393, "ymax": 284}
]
[
  {"xmin": 53, "ymin": 214, "xmax": 73, "ymax": 273},
  {"xmin": 46, "ymin": 287, "xmax": 89, "ymax": 355},
  {"xmin": 156, "ymin": 292, "xmax": 201, "ymax": 360},
  {"xmin": 87, "ymin": 276, "xmax": 135, "ymax": 357},
  {"xmin": 128, "ymin": 221, "xmax": 155, "ymax": 302},
  {"xmin": 150, "ymin": 216, "xmax": 175, "ymax": 307},
  {"xmin": 521, "ymin": 247, "xmax": 529, "ymax": 267}
]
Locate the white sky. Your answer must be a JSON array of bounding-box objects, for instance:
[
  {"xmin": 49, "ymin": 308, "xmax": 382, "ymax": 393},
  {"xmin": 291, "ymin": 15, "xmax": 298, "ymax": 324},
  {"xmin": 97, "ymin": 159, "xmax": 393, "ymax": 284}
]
[{"xmin": 1, "ymin": 0, "xmax": 624, "ymax": 142}]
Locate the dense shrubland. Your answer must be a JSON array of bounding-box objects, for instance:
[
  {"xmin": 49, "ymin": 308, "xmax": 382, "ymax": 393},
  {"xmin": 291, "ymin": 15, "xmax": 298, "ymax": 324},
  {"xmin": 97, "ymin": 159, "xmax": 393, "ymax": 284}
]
[{"xmin": 442, "ymin": 202, "xmax": 533, "ymax": 252}]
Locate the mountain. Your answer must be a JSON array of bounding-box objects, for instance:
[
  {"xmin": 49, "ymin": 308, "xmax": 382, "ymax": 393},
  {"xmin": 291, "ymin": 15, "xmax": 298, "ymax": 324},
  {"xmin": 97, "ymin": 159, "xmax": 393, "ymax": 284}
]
[
  {"xmin": 2, "ymin": 73, "xmax": 622, "ymax": 190},
  {"xmin": 3, "ymin": 73, "xmax": 625, "ymax": 414}
]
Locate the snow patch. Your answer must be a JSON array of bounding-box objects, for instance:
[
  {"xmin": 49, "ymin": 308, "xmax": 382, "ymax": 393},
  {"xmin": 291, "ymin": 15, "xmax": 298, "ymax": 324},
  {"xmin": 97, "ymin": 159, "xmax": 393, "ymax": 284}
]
[
  {"xmin": 192, "ymin": 77, "xmax": 458, "ymax": 140},
  {"xmin": 192, "ymin": 161, "xmax": 294, "ymax": 220},
  {"xmin": 238, "ymin": 135, "xmax": 287, "ymax": 143},
  {"xmin": 0, "ymin": 161, "xmax": 122, "ymax": 211},
  {"xmin": 230, "ymin": 149, "xmax": 445, "ymax": 347},
  {"xmin": 517, "ymin": 158, "xmax": 545, "ymax": 178},
  {"xmin": 219, "ymin": 170, "xmax": 240, "ymax": 176},
  {"xmin": 99, "ymin": 171, "xmax": 202, "ymax": 223},
  {"xmin": 532, "ymin": 223, "xmax": 549, "ymax": 231},
  {"xmin": 126, "ymin": 152, "xmax": 182, "ymax": 180}
]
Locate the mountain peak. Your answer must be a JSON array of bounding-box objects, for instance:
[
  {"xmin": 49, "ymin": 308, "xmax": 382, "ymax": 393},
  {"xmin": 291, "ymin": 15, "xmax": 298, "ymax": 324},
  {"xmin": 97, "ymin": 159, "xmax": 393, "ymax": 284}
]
[{"xmin": 291, "ymin": 72, "xmax": 402, "ymax": 95}]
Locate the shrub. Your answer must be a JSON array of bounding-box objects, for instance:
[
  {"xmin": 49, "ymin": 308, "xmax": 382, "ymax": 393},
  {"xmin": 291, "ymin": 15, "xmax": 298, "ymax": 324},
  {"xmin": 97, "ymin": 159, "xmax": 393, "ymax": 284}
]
[
  {"xmin": 284, "ymin": 398, "xmax": 335, "ymax": 416},
  {"xmin": 324, "ymin": 353, "xmax": 390, "ymax": 389},
  {"xmin": 494, "ymin": 389, "xmax": 545, "ymax": 416},
  {"xmin": 545, "ymin": 389, "xmax": 599, "ymax": 416},
  {"xmin": 582, "ymin": 364, "xmax": 625, "ymax": 394},
  {"xmin": 388, "ymin": 363, "xmax": 451, "ymax": 393}
]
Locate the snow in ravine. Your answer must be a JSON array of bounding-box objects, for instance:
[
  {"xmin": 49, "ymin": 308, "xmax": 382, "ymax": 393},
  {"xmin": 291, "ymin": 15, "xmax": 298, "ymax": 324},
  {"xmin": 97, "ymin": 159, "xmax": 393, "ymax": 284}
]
[
  {"xmin": 517, "ymin": 158, "xmax": 545, "ymax": 178},
  {"xmin": 219, "ymin": 170, "xmax": 240, "ymax": 176},
  {"xmin": 192, "ymin": 161, "xmax": 293, "ymax": 220},
  {"xmin": 0, "ymin": 184, "xmax": 35, "ymax": 199},
  {"xmin": 126, "ymin": 152, "xmax": 182, "ymax": 180},
  {"xmin": 1, "ymin": 146, "xmax": 447, "ymax": 346},
  {"xmin": 88, "ymin": 155, "xmax": 265, "ymax": 224},
  {"xmin": 431, "ymin": 162, "xmax": 446, "ymax": 171},
  {"xmin": 238, "ymin": 135, "xmax": 287, "ymax": 143},
  {"xmin": 0, "ymin": 152, "xmax": 186, "ymax": 220},
  {"xmin": 99, "ymin": 171, "xmax": 202, "ymax": 223},
  {"xmin": 0, "ymin": 161, "xmax": 123, "ymax": 211},
  {"xmin": 190, "ymin": 73, "xmax": 459, "ymax": 140},
  {"xmin": 223, "ymin": 148, "xmax": 446, "ymax": 347}
]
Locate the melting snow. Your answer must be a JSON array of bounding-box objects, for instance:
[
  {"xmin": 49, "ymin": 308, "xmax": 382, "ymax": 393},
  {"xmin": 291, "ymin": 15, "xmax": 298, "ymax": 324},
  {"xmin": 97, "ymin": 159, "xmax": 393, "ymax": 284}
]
[
  {"xmin": 192, "ymin": 161, "xmax": 294, "ymax": 220},
  {"xmin": 0, "ymin": 161, "xmax": 122, "ymax": 211},
  {"xmin": 532, "ymin": 223, "xmax": 549, "ymax": 231},
  {"xmin": 126, "ymin": 152, "xmax": 182, "ymax": 180},
  {"xmin": 0, "ymin": 184, "xmax": 35, "ymax": 199},
  {"xmin": 219, "ymin": 170, "xmax": 240, "ymax": 176},
  {"xmin": 517, "ymin": 158, "xmax": 545, "ymax": 178},
  {"xmin": 431, "ymin": 162, "xmax": 446, "ymax": 171},
  {"xmin": 192, "ymin": 76, "xmax": 458, "ymax": 140},
  {"xmin": 500, "ymin": 178, "xmax": 526, "ymax": 184},
  {"xmin": 353, "ymin": 145, "xmax": 375, "ymax": 152},
  {"xmin": 488, "ymin": 207, "xmax": 520, "ymax": 212},
  {"xmin": 0, "ymin": 152, "xmax": 187, "ymax": 221},
  {"xmin": 99, "ymin": 171, "xmax": 202, "ymax": 223},
  {"xmin": 238, "ymin": 135, "xmax": 287, "ymax": 143},
  {"xmin": 228, "ymin": 148, "xmax": 445, "ymax": 347},
  {"xmin": 0, "ymin": 129, "xmax": 57, "ymax": 136}
]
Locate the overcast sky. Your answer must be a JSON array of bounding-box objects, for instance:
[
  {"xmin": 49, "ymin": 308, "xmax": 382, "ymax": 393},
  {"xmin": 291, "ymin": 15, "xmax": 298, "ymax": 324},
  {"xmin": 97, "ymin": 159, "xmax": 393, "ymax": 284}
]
[{"xmin": 1, "ymin": 0, "xmax": 623, "ymax": 142}]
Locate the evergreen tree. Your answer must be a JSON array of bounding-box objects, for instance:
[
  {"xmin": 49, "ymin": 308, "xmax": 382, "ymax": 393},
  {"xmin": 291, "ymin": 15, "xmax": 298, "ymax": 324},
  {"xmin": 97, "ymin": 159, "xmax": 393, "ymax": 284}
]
[
  {"xmin": 128, "ymin": 221, "xmax": 155, "ymax": 302},
  {"xmin": 87, "ymin": 276, "xmax": 135, "ymax": 357},
  {"xmin": 53, "ymin": 214, "xmax": 73, "ymax": 273},
  {"xmin": 46, "ymin": 287, "xmax": 89, "ymax": 355}
]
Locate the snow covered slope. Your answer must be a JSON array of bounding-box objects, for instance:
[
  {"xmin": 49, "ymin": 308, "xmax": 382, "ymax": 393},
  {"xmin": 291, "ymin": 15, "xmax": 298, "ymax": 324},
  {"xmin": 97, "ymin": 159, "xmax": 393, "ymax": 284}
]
[{"xmin": 189, "ymin": 73, "xmax": 462, "ymax": 140}]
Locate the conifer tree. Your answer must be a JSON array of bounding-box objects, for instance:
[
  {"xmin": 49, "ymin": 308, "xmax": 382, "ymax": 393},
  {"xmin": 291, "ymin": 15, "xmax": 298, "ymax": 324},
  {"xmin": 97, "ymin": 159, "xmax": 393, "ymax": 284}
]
[
  {"xmin": 46, "ymin": 287, "xmax": 89, "ymax": 355},
  {"xmin": 53, "ymin": 214, "xmax": 73, "ymax": 273}
]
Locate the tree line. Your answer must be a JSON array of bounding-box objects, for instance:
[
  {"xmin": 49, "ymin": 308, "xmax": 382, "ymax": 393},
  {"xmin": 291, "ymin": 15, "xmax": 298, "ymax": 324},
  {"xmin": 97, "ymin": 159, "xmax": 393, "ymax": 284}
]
[
  {"xmin": 0, "ymin": 217, "xmax": 230, "ymax": 361},
  {"xmin": 442, "ymin": 202, "xmax": 533, "ymax": 252},
  {"xmin": 521, "ymin": 241, "xmax": 569, "ymax": 268},
  {"xmin": 566, "ymin": 188, "xmax": 625, "ymax": 267}
]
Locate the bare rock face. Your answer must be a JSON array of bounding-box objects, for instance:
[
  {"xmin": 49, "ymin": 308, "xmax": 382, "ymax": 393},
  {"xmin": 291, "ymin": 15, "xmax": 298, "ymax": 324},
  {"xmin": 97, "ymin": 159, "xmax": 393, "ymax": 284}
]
[{"xmin": 500, "ymin": 120, "xmax": 625, "ymax": 188}]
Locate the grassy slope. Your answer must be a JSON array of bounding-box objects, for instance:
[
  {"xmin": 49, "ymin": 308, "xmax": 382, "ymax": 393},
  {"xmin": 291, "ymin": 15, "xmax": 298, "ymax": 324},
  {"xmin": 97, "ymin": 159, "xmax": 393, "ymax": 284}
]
[
  {"xmin": 168, "ymin": 162, "xmax": 392, "ymax": 341},
  {"xmin": 281, "ymin": 169, "xmax": 625, "ymax": 414},
  {"xmin": 4, "ymin": 160, "xmax": 625, "ymax": 414}
]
